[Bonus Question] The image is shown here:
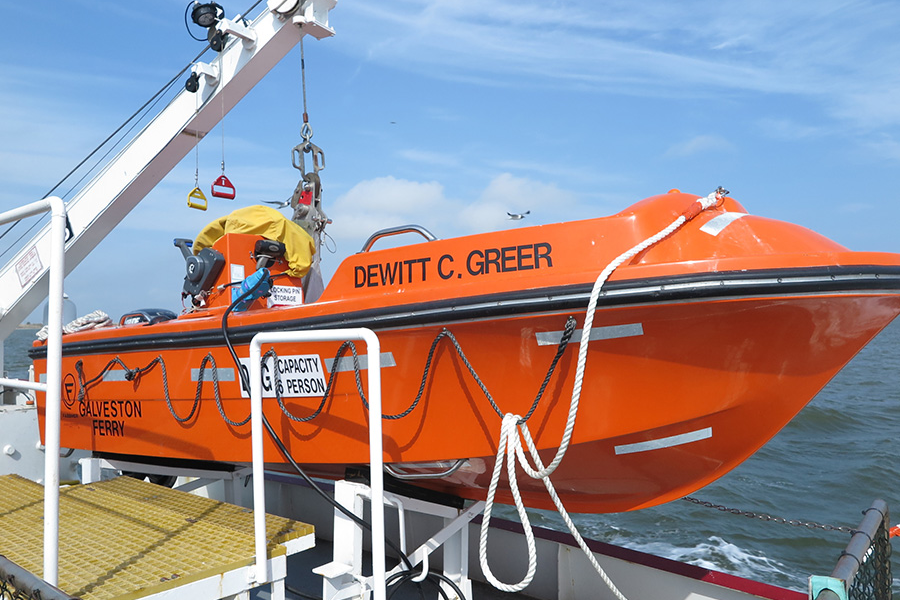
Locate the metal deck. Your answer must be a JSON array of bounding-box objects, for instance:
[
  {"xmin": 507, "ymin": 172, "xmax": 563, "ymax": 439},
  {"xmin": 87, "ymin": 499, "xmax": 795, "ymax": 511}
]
[{"xmin": 0, "ymin": 475, "xmax": 314, "ymax": 600}]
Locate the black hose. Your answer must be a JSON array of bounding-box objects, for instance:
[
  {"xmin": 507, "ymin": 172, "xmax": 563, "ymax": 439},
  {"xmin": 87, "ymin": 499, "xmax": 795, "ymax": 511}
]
[
  {"xmin": 219, "ymin": 268, "xmax": 477, "ymax": 597},
  {"xmin": 219, "ymin": 275, "xmax": 416, "ymax": 573}
]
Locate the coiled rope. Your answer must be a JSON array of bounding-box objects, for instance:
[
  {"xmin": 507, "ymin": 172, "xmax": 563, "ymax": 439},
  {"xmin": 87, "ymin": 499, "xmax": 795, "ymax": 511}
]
[{"xmin": 478, "ymin": 189, "xmax": 725, "ymax": 596}]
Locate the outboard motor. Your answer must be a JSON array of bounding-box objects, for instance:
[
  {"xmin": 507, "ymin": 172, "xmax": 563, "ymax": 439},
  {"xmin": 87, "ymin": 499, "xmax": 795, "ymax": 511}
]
[{"xmin": 173, "ymin": 238, "xmax": 225, "ymax": 303}]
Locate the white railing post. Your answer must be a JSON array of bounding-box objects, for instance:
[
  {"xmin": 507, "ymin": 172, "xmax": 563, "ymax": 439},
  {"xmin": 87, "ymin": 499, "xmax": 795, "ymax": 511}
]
[
  {"xmin": 248, "ymin": 338, "xmax": 268, "ymax": 584},
  {"xmin": 0, "ymin": 196, "xmax": 66, "ymax": 586},
  {"xmin": 249, "ymin": 328, "xmax": 385, "ymax": 600},
  {"xmin": 43, "ymin": 196, "xmax": 66, "ymax": 587}
]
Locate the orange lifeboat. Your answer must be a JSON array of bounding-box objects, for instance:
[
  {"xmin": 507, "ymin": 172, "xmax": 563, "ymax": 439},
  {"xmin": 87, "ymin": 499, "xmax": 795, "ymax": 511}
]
[{"xmin": 31, "ymin": 191, "xmax": 900, "ymax": 513}]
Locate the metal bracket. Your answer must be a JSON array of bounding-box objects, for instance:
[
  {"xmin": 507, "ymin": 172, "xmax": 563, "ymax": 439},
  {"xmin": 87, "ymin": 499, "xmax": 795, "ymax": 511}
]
[
  {"xmin": 292, "ymin": 141, "xmax": 325, "ymax": 175},
  {"xmin": 191, "ymin": 62, "xmax": 220, "ymax": 88},
  {"xmin": 291, "ymin": 0, "xmax": 337, "ymax": 39},
  {"xmin": 315, "ymin": 480, "xmax": 477, "ymax": 600},
  {"xmin": 216, "ymin": 17, "xmax": 258, "ymax": 50},
  {"xmin": 809, "ymin": 575, "xmax": 848, "ymax": 600}
]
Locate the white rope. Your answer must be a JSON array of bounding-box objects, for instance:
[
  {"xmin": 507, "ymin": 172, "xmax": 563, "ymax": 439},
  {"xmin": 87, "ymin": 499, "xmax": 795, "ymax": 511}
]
[
  {"xmin": 479, "ymin": 190, "xmax": 723, "ymax": 597},
  {"xmin": 479, "ymin": 415, "xmax": 538, "ymax": 592}
]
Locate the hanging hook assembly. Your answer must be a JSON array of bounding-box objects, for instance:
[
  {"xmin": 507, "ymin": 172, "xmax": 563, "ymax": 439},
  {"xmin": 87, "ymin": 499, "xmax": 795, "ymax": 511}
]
[{"xmin": 187, "ymin": 187, "xmax": 208, "ymax": 211}]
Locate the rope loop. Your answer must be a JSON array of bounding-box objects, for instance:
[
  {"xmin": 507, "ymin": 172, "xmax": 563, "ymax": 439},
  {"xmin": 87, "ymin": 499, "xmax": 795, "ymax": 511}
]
[{"xmin": 480, "ymin": 189, "xmax": 722, "ymax": 598}]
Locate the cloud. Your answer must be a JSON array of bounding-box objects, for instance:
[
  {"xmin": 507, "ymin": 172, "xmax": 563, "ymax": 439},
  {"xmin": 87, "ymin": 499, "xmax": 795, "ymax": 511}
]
[
  {"xmin": 755, "ymin": 118, "xmax": 821, "ymax": 142},
  {"xmin": 837, "ymin": 202, "xmax": 874, "ymax": 214},
  {"xmin": 396, "ymin": 149, "xmax": 462, "ymax": 168},
  {"xmin": 337, "ymin": 0, "xmax": 900, "ymax": 129},
  {"xmin": 323, "ymin": 172, "xmax": 580, "ymax": 261},
  {"xmin": 861, "ymin": 134, "xmax": 900, "ymax": 164},
  {"xmin": 665, "ymin": 135, "xmax": 735, "ymax": 158},
  {"xmin": 461, "ymin": 172, "xmax": 578, "ymax": 231},
  {"xmin": 327, "ymin": 176, "xmax": 449, "ymax": 241}
]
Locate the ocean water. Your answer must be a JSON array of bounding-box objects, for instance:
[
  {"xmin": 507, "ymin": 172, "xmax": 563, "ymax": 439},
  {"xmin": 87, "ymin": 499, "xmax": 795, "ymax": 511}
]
[{"xmin": 4, "ymin": 321, "xmax": 899, "ymax": 593}]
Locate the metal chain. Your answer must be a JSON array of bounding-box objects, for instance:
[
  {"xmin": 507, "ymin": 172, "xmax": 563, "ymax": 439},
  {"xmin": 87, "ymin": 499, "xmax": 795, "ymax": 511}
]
[{"xmin": 682, "ymin": 496, "xmax": 855, "ymax": 533}]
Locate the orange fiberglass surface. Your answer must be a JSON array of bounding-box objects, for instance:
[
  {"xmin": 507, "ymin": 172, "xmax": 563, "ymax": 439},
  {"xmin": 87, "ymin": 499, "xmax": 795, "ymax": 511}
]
[{"xmin": 31, "ymin": 191, "xmax": 900, "ymax": 513}]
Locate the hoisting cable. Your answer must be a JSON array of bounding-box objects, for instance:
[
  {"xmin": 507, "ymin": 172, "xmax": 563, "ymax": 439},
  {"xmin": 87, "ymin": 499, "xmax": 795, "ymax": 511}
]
[
  {"xmin": 0, "ymin": 42, "xmax": 209, "ymax": 264},
  {"xmin": 218, "ymin": 276, "xmax": 466, "ymax": 599},
  {"xmin": 300, "ymin": 36, "xmax": 309, "ymax": 127},
  {"xmin": 0, "ymin": 0, "xmax": 269, "ymax": 262},
  {"xmin": 478, "ymin": 188, "xmax": 727, "ymax": 596},
  {"xmin": 220, "ymin": 91, "xmax": 226, "ymax": 177}
]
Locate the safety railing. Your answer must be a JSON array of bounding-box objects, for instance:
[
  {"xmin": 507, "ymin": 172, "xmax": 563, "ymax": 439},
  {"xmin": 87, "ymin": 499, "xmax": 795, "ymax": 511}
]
[
  {"xmin": 248, "ymin": 329, "xmax": 386, "ymax": 599},
  {"xmin": 358, "ymin": 224, "xmax": 437, "ymax": 253},
  {"xmin": 0, "ymin": 197, "xmax": 66, "ymax": 587},
  {"xmin": 810, "ymin": 499, "xmax": 892, "ymax": 600}
]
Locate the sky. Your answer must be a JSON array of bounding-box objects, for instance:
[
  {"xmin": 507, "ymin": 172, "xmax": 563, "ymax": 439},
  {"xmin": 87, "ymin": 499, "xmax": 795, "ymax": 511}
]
[{"xmin": 3, "ymin": 0, "xmax": 900, "ymax": 322}]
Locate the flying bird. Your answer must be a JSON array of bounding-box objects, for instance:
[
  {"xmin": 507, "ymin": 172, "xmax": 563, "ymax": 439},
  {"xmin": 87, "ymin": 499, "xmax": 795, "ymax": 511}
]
[
  {"xmin": 507, "ymin": 210, "xmax": 530, "ymax": 220},
  {"xmin": 263, "ymin": 198, "xmax": 291, "ymax": 209}
]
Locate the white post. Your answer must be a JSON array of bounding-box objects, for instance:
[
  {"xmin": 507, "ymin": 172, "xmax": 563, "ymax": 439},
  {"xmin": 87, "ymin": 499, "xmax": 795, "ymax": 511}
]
[
  {"xmin": 0, "ymin": 197, "xmax": 66, "ymax": 585},
  {"xmin": 248, "ymin": 338, "xmax": 269, "ymax": 584},
  {"xmin": 248, "ymin": 328, "xmax": 385, "ymax": 599},
  {"xmin": 43, "ymin": 196, "xmax": 66, "ymax": 586}
]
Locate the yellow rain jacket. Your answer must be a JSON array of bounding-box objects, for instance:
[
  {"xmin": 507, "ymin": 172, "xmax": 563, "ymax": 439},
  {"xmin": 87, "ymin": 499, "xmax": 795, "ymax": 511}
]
[{"xmin": 193, "ymin": 205, "xmax": 316, "ymax": 278}]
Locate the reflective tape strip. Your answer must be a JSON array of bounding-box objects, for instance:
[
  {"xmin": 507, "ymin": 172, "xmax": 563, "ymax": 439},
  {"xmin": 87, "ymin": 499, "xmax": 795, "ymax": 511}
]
[
  {"xmin": 326, "ymin": 352, "xmax": 397, "ymax": 373},
  {"xmin": 102, "ymin": 370, "xmax": 129, "ymax": 382},
  {"xmin": 614, "ymin": 427, "xmax": 712, "ymax": 455},
  {"xmin": 190, "ymin": 367, "xmax": 235, "ymax": 382},
  {"xmin": 700, "ymin": 212, "xmax": 747, "ymax": 236},
  {"xmin": 536, "ymin": 323, "xmax": 643, "ymax": 347}
]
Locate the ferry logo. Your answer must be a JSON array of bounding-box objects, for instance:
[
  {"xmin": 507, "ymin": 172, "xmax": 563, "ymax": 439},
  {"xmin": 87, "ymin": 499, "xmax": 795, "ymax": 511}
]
[{"xmin": 63, "ymin": 373, "xmax": 76, "ymax": 409}]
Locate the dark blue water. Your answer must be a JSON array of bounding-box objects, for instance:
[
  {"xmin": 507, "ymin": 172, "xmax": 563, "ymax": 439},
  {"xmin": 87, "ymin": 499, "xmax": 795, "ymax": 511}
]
[
  {"xmin": 5, "ymin": 328, "xmax": 38, "ymax": 381},
  {"xmin": 6, "ymin": 321, "xmax": 898, "ymax": 592}
]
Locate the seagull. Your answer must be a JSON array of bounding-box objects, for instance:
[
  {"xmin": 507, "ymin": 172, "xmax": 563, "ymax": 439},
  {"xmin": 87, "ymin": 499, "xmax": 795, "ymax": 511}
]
[
  {"xmin": 263, "ymin": 198, "xmax": 291, "ymax": 209},
  {"xmin": 507, "ymin": 210, "xmax": 530, "ymax": 220}
]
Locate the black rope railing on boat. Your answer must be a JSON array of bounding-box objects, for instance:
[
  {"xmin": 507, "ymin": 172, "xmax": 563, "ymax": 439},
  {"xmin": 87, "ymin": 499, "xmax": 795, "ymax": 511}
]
[
  {"xmin": 74, "ymin": 352, "xmax": 248, "ymax": 426},
  {"xmin": 264, "ymin": 316, "xmax": 577, "ymax": 423},
  {"xmin": 67, "ymin": 288, "xmax": 577, "ymax": 600},
  {"xmin": 73, "ymin": 316, "xmax": 578, "ymax": 430},
  {"xmin": 262, "ymin": 346, "xmax": 331, "ymax": 422}
]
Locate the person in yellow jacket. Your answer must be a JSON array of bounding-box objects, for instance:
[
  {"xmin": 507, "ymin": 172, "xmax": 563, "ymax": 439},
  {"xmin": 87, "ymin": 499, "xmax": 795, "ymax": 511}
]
[{"xmin": 192, "ymin": 205, "xmax": 316, "ymax": 278}]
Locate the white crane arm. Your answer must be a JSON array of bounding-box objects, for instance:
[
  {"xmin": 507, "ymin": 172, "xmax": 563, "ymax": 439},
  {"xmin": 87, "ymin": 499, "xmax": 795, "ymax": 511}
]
[{"xmin": 0, "ymin": 0, "xmax": 336, "ymax": 341}]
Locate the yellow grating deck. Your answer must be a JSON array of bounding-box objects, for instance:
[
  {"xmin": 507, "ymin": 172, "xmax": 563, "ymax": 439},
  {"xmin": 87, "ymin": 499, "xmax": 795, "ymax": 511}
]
[{"xmin": 0, "ymin": 474, "xmax": 314, "ymax": 600}]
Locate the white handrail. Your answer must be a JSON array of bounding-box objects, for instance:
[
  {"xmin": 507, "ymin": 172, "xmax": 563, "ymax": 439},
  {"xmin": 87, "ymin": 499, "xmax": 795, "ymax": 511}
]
[
  {"xmin": 249, "ymin": 328, "xmax": 385, "ymax": 599},
  {"xmin": 0, "ymin": 196, "xmax": 66, "ymax": 586},
  {"xmin": 0, "ymin": 378, "xmax": 47, "ymax": 393}
]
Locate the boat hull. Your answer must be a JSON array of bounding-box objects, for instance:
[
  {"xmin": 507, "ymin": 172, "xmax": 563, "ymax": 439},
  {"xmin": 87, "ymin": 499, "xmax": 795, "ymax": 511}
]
[
  {"xmin": 30, "ymin": 192, "xmax": 900, "ymax": 513},
  {"xmin": 34, "ymin": 285, "xmax": 900, "ymax": 512}
]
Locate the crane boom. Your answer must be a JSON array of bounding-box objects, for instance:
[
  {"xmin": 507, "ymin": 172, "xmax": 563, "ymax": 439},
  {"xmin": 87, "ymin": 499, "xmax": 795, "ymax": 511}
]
[{"xmin": 0, "ymin": 0, "xmax": 336, "ymax": 342}]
